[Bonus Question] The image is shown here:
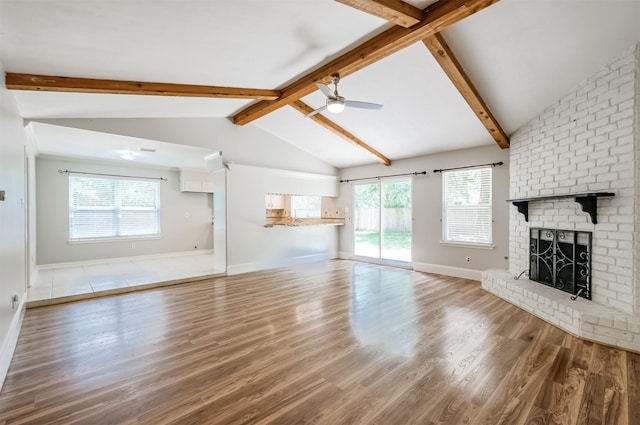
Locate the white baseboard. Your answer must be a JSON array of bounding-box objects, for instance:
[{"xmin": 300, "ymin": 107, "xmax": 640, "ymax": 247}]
[
  {"xmin": 227, "ymin": 253, "xmax": 333, "ymax": 275},
  {"xmin": 0, "ymin": 292, "xmax": 26, "ymax": 391},
  {"xmin": 412, "ymin": 262, "xmax": 482, "ymax": 281},
  {"xmin": 37, "ymin": 249, "xmax": 214, "ymax": 271},
  {"xmin": 338, "ymin": 251, "xmax": 350, "ymax": 260}
]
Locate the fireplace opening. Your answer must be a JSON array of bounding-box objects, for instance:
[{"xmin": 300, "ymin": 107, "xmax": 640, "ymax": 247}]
[{"xmin": 529, "ymin": 228, "xmax": 592, "ymax": 300}]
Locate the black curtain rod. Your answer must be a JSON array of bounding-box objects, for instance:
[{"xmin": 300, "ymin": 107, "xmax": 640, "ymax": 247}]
[
  {"xmin": 340, "ymin": 171, "xmax": 427, "ymax": 183},
  {"xmin": 432, "ymin": 161, "xmax": 503, "ymax": 173},
  {"xmin": 58, "ymin": 169, "xmax": 168, "ymax": 182}
]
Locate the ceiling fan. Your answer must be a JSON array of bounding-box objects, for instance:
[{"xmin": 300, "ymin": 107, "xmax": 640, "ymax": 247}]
[{"xmin": 305, "ymin": 74, "xmax": 383, "ymax": 117}]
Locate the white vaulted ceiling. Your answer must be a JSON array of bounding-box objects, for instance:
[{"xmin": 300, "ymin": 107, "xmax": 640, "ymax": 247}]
[{"xmin": 1, "ymin": 0, "xmax": 639, "ymax": 169}]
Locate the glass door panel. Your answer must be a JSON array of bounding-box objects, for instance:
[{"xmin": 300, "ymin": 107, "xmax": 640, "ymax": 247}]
[
  {"xmin": 381, "ymin": 181, "xmax": 412, "ymax": 262},
  {"xmin": 353, "ymin": 183, "xmax": 380, "ymax": 258}
]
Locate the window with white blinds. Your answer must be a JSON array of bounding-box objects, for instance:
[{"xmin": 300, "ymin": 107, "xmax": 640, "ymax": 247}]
[
  {"xmin": 290, "ymin": 195, "xmax": 322, "ymax": 218},
  {"xmin": 69, "ymin": 175, "xmax": 161, "ymax": 241},
  {"xmin": 442, "ymin": 167, "xmax": 492, "ymax": 244}
]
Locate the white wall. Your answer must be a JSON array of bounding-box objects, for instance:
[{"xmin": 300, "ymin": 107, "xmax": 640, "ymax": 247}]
[
  {"xmin": 24, "ymin": 132, "xmax": 37, "ymax": 283},
  {"xmin": 32, "ymin": 118, "xmax": 337, "ymax": 176},
  {"xmin": 36, "ymin": 156, "xmax": 213, "ymax": 265},
  {"xmin": 338, "ymin": 144, "xmax": 510, "ymax": 279},
  {"xmin": 0, "ymin": 60, "xmax": 27, "ymax": 388},
  {"xmin": 226, "ymin": 164, "xmax": 339, "ymax": 274}
]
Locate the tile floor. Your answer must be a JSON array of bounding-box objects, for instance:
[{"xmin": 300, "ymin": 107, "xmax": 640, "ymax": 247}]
[{"xmin": 27, "ymin": 252, "xmax": 223, "ymax": 307}]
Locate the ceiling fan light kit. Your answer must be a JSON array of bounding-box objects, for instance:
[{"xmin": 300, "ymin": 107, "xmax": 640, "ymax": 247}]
[
  {"xmin": 327, "ymin": 97, "xmax": 346, "ymax": 113},
  {"xmin": 305, "ymin": 74, "xmax": 382, "ymax": 117}
]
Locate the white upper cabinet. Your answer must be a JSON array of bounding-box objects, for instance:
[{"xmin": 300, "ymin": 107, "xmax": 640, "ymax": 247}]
[{"xmin": 180, "ymin": 169, "xmax": 214, "ymax": 193}]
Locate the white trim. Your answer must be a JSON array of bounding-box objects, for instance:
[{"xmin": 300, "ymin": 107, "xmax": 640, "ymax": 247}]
[
  {"xmin": 36, "ymin": 249, "xmax": 213, "ymax": 270},
  {"xmin": 203, "ymin": 151, "xmax": 221, "ymax": 161},
  {"xmin": 29, "ymin": 267, "xmax": 39, "ymax": 288},
  {"xmin": 412, "ymin": 261, "xmax": 482, "ymax": 281},
  {"xmin": 350, "ymin": 256, "xmax": 413, "ymax": 270},
  {"xmin": 68, "ymin": 235, "xmax": 162, "ymax": 245},
  {"xmin": 0, "ymin": 292, "xmax": 26, "ymax": 391},
  {"xmin": 338, "ymin": 251, "xmax": 350, "ymax": 260},
  {"xmin": 227, "ymin": 253, "xmax": 336, "ymax": 275},
  {"xmin": 439, "ymin": 241, "xmax": 495, "ymax": 250},
  {"xmin": 228, "ymin": 163, "xmax": 338, "ymax": 183}
]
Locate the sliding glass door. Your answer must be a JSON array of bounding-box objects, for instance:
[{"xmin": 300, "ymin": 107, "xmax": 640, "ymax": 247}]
[{"xmin": 353, "ymin": 179, "xmax": 412, "ymax": 263}]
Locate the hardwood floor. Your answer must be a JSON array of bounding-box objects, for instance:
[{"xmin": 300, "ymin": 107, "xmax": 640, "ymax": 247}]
[{"xmin": 1, "ymin": 260, "xmax": 638, "ymax": 425}]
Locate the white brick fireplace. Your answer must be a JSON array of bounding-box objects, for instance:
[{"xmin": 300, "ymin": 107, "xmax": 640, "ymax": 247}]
[{"xmin": 482, "ymin": 44, "xmax": 640, "ymax": 352}]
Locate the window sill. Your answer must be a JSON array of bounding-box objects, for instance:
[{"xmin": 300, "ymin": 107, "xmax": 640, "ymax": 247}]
[
  {"xmin": 439, "ymin": 241, "xmax": 495, "ymax": 250},
  {"xmin": 68, "ymin": 236, "xmax": 161, "ymax": 244}
]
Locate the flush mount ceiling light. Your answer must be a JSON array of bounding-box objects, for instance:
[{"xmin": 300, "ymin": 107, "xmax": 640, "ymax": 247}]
[{"xmin": 119, "ymin": 151, "xmax": 136, "ymax": 161}]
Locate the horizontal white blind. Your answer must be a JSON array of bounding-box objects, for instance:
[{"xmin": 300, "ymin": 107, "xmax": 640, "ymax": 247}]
[
  {"xmin": 69, "ymin": 175, "xmax": 160, "ymax": 241},
  {"xmin": 442, "ymin": 167, "xmax": 492, "ymax": 244}
]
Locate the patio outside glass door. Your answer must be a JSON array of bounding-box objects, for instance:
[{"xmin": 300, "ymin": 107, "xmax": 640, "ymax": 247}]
[{"xmin": 353, "ymin": 179, "xmax": 411, "ymax": 263}]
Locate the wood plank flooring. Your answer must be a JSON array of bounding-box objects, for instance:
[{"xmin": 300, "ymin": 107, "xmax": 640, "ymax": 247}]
[{"xmin": 1, "ymin": 260, "xmax": 638, "ymax": 424}]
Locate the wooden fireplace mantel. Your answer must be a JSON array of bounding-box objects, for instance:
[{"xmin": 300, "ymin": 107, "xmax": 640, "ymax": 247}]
[{"xmin": 506, "ymin": 192, "xmax": 615, "ymax": 224}]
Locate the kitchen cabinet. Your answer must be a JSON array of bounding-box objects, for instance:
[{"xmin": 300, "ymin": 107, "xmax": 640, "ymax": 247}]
[{"xmin": 180, "ymin": 169, "xmax": 214, "ymax": 193}]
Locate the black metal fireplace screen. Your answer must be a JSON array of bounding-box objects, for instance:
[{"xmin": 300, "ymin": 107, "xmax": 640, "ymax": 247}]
[{"xmin": 529, "ymin": 228, "xmax": 592, "ymax": 300}]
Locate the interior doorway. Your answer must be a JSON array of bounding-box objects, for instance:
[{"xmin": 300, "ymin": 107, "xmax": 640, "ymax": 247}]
[{"xmin": 352, "ymin": 179, "xmax": 412, "ymax": 264}]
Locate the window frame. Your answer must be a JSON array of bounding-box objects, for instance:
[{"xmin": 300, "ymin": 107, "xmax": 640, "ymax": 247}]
[
  {"xmin": 68, "ymin": 174, "xmax": 161, "ymax": 243},
  {"xmin": 441, "ymin": 166, "xmax": 493, "ymax": 248}
]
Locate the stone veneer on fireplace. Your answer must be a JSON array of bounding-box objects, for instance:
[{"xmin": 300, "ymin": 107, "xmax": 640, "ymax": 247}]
[{"xmin": 482, "ymin": 44, "xmax": 640, "ymax": 352}]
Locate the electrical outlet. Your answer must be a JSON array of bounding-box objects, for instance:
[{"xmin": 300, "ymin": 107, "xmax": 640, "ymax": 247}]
[
  {"xmin": 131, "ymin": 242, "xmax": 136, "ymax": 249},
  {"xmin": 465, "ymin": 256, "xmax": 471, "ymax": 263}
]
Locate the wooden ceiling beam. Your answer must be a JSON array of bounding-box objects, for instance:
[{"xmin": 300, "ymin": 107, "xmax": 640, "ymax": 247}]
[
  {"xmin": 290, "ymin": 100, "xmax": 391, "ymax": 166},
  {"xmin": 422, "ymin": 33, "xmax": 509, "ymax": 148},
  {"xmin": 232, "ymin": 0, "xmax": 500, "ymax": 126},
  {"xmin": 5, "ymin": 73, "xmax": 281, "ymax": 100},
  {"xmin": 335, "ymin": 0, "xmax": 423, "ymax": 27}
]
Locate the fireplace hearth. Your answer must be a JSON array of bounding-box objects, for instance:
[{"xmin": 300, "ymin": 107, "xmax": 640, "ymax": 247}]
[{"xmin": 529, "ymin": 228, "xmax": 592, "ymax": 300}]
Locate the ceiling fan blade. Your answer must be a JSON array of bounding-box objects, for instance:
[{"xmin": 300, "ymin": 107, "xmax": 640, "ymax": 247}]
[
  {"xmin": 316, "ymin": 83, "xmax": 336, "ymax": 99},
  {"xmin": 304, "ymin": 105, "xmax": 328, "ymax": 118},
  {"xmin": 345, "ymin": 100, "xmax": 383, "ymax": 110}
]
